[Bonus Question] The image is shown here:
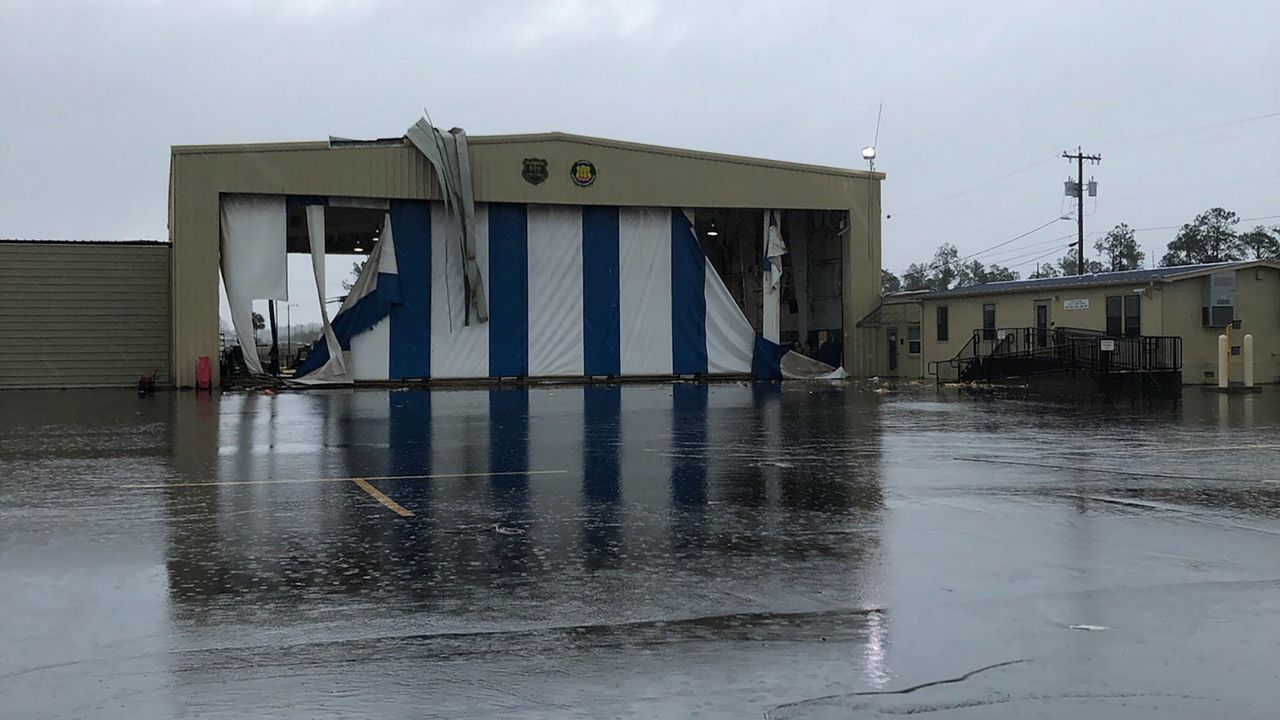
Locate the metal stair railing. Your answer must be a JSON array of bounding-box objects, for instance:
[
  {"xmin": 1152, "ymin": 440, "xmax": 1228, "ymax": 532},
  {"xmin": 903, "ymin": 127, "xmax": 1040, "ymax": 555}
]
[{"xmin": 930, "ymin": 326, "xmax": 1181, "ymax": 383}]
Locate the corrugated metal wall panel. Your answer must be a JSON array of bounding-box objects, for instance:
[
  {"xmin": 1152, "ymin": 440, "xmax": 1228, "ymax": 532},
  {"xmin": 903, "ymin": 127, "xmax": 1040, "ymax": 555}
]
[{"xmin": 0, "ymin": 243, "xmax": 170, "ymax": 389}]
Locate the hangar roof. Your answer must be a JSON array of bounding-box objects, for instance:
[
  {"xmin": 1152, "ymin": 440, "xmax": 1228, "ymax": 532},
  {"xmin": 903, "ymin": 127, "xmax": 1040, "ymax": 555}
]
[{"xmin": 172, "ymin": 131, "xmax": 883, "ymax": 181}]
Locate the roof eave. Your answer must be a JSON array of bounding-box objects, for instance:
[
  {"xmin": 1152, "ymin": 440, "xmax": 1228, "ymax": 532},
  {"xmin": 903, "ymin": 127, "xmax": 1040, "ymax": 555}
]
[{"xmin": 172, "ymin": 132, "xmax": 882, "ymax": 180}]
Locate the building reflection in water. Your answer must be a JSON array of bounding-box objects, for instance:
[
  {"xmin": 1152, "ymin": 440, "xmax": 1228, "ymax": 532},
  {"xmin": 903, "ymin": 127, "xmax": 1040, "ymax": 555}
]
[
  {"xmin": 166, "ymin": 382, "xmax": 888, "ymax": 677},
  {"xmin": 582, "ymin": 386, "xmax": 623, "ymax": 570}
]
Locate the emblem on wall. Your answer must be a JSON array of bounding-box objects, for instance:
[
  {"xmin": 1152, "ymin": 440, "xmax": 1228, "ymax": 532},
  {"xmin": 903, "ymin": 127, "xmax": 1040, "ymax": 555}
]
[
  {"xmin": 521, "ymin": 158, "xmax": 549, "ymax": 185},
  {"xmin": 570, "ymin": 160, "xmax": 597, "ymax": 187}
]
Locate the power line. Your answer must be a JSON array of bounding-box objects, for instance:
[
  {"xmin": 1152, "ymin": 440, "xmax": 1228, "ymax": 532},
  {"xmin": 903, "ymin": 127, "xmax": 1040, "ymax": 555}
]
[
  {"xmin": 1104, "ymin": 110, "xmax": 1280, "ymax": 150},
  {"xmin": 1008, "ymin": 244, "xmax": 1074, "ymax": 270},
  {"xmin": 1093, "ymin": 172, "xmax": 1280, "ymax": 205},
  {"xmin": 887, "ymin": 111, "xmax": 1280, "ymax": 221},
  {"xmin": 974, "ymin": 233, "xmax": 1076, "ymax": 264},
  {"xmin": 981, "ymin": 236, "xmax": 1077, "ymax": 266},
  {"xmin": 886, "ymin": 215, "xmax": 1068, "ymax": 274},
  {"xmin": 957, "ymin": 216, "xmax": 1068, "ymax": 262},
  {"xmin": 1107, "ymin": 125, "xmax": 1280, "ymax": 157},
  {"xmin": 1086, "ymin": 214, "xmax": 1280, "ymax": 237},
  {"xmin": 889, "ymin": 155, "xmax": 1058, "ymax": 216}
]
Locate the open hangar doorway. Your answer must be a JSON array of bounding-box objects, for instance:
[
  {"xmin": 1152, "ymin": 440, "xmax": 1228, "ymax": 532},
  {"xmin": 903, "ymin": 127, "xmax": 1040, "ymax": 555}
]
[
  {"xmin": 693, "ymin": 208, "xmax": 846, "ymax": 368},
  {"xmin": 217, "ymin": 200, "xmax": 387, "ymax": 381},
  {"xmin": 281, "ymin": 202, "xmax": 387, "ymax": 376}
]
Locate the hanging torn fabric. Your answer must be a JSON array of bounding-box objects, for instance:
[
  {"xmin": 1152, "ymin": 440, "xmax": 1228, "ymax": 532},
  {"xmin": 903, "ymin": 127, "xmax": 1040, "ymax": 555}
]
[
  {"xmin": 219, "ymin": 194, "xmax": 288, "ymax": 375},
  {"xmin": 763, "ymin": 209, "xmax": 787, "ymax": 290},
  {"xmin": 293, "ymin": 212, "xmax": 400, "ymax": 380},
  {"xmin": 288, "ymin": 203, "xmax": 352, "ymax": 385},
  {"xmin": 404, "ymin": 118, "xmax": 487, "ymax": 325}
]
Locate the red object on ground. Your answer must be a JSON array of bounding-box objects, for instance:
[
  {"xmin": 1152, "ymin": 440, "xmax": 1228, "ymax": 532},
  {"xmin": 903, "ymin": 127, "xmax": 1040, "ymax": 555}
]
[{"xmin": 196, "ymin": 356, "xmax": 212, "ymax": 391}]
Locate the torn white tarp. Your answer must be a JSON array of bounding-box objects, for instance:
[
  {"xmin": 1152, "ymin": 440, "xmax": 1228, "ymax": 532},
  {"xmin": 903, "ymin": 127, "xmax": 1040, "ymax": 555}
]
[
  {"xmin": 405, "ymin": 118, "xmax": 488, "ymax": 324},
  {"xmin": 780, "ymin": 351, "xmax": 847, "ymax": 380},
  {"xmin": 764, "ymin": 209, "xmax": 787, "ymax": 290},
  {"xmin": 219, "ymin": 194, "xmax": 287, "ymax": 374},
  {"xmin": 761, "ymin": 209, "xmax": 786, "ymax": 343},
  {"xmin": 288, "ymin": 204, "xmax": 352, "ymax": 385}
]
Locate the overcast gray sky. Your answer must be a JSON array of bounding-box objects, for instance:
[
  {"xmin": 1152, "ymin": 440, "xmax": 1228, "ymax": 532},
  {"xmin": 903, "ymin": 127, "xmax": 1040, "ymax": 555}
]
[{"xmin": 2, "ymin": 0, "xmax": 1278, "ymax": 324}]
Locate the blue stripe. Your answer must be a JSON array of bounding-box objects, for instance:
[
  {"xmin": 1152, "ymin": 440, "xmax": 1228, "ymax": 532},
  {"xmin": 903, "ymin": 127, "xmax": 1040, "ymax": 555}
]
[
  {"xmin": 332, "ymin": 273, "xmax": 400, "ymax": 349},
  {"xmin": 488, "ymin": 203, "xmax": 529, "ymax": 377},
  {"xmin": 489, "ymin": 388, "xmax": 531, "ymax": 543},
  {"xmin": 582, "ymin": 206, "xmax": 621, "ymax": 376},
  {"xmin": 389, "ymin": 200, "xmax": 431, "ymax": 379},
  {"xmin": 751, "ymin": 336, "xmax": 788, "ymax": 380},
  {"xmin": 671, "ymin": 209, "xmax": 708, "ymax": 374},
  {"xmin": 582, "ymin": 386, "xmax": 621, "ymax": 504},
  {"xmin": 387, "ymin": 390, "xmax": 431, "ymax": 512},
  {"xmin": 671, "ymin": 384, "xmax": 708, "ymax": 507},
  {"xmin": 582, "ymin": 386, "xmax": 622, "ymax": 567}
]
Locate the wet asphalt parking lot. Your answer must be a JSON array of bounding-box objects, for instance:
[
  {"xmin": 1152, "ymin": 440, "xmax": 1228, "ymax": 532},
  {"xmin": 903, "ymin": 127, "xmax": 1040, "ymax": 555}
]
[{"xmin": 2, "ymin": 382, "xmax": 1279, "ymax": 718}]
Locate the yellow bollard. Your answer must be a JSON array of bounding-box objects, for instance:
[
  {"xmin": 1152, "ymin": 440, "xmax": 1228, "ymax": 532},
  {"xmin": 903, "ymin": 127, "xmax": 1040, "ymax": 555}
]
[
  {"xmin": 1218, "ymin": 334, "xmax": 1229, "ymax": 388},
  {"xmin": 1243, "ymin": 334, "xmax": 1254, "ymax": 388}
]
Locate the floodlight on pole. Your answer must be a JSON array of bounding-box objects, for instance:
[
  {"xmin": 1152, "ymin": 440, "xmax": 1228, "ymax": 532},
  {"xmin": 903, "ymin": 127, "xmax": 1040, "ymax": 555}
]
[{"xmin": 861, "ymin": 145, "xmax": 876, "ymax": 171}]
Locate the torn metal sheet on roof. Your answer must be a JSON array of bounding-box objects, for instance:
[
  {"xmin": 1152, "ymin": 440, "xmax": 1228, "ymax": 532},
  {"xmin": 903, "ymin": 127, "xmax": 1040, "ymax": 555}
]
[{"xmin": 404, "ymin": 118, "xmax": 488, "ymax": 327}]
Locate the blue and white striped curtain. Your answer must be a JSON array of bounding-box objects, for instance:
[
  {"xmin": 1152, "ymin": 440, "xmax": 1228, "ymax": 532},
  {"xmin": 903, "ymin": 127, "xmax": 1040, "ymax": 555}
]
[{"xmin": 324, "ymin": 201, "xmax": 756, "ymax": 381}]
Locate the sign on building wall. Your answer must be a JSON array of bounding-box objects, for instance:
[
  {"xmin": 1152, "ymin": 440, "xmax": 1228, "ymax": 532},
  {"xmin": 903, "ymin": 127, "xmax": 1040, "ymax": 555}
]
[{"xmin": 1063, "ymin": 298, "xmax": 1089, "ymax": 310}]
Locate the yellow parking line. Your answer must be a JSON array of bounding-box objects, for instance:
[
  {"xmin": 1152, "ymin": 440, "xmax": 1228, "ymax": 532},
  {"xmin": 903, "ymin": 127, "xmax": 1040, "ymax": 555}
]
[
  {"xmin": 351, "ymin": 478, "xmax": 414, "ymax": 517},
  {"xmin": 123, "ymin": 469, "xmax": 566, "ymax": 489}
]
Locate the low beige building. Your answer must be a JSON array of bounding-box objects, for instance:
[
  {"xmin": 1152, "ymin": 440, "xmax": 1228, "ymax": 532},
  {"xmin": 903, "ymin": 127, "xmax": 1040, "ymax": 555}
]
[{"xmin": 865, "ymin": 261, "xmax": 1280, "ymax": 385}]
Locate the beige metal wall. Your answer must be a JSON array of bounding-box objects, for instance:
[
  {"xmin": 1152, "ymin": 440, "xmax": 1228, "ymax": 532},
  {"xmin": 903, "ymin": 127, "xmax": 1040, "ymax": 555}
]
[
  {"xmin": 170, "ymin": 134, "xmax": 883, "ymax": 387},
  {"xmin": 1159, "ymin": 266, "xmax": 1280, "ymax": 384},
  {"xmin": 916, "ymin": 267, "xmax": 1280, "ymax": 384},
  {"xmin": 0, "ymin": 242, "xmax": 170, "ymax": 389}
]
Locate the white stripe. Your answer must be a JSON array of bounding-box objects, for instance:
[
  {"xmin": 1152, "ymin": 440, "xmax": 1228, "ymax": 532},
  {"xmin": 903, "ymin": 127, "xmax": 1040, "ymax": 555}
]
[
  {"xmin": 428, "ymin": 391, "xmax": 491, "ymax": 518},
  {"xmin": 350, "ymin": 317, "xmax": 390, "ymax": 380},
  {"xmin": 377, "ymin": 213, "xmax": 397, "ymax": 274},
  {"xmin": 526, "ymin": 205, "xmax": 585, "ymax": 377},
  {"xmin": 618, "ymin": 207, "xmax": 674, "ymax": 375},
  {"xmin": 430, "ymin": 202, "xmax": 491, "ymax": 378},
  {"xmin": 528, "ymin": 387, "xmax": 584, "ymax": 551},
  {"xmin": 619, "ymin": 386, "xmax": 673, "ymax": 506},
  {"xmin": 704, "ymin": 258, "xmax": 755, "ymax": 374}
]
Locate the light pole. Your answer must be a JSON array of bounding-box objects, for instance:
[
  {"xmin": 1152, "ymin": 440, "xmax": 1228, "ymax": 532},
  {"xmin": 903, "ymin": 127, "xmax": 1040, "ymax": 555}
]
[{"xmin": 286, "ymin": 303, "xmax": 298, "ymax": 367}]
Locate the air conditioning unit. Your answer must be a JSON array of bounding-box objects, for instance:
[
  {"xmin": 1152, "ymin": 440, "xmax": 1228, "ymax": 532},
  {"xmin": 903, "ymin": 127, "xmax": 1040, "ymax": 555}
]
[{"xmin": 1201, "ymin": 271, "xmax": 1236, "ymax": 327}]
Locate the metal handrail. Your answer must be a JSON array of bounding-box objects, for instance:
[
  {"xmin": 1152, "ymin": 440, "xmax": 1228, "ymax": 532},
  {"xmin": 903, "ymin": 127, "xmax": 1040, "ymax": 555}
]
[{"xmin": 931, "ymin": 326, "xmax": 1181, "ymax": 383}]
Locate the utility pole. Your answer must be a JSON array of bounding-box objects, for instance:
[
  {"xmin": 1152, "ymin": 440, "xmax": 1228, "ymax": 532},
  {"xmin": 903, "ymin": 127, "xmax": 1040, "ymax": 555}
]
[{"xmin": 1062, "ymin": 147, "xmax": 1101, "ymax": 275}]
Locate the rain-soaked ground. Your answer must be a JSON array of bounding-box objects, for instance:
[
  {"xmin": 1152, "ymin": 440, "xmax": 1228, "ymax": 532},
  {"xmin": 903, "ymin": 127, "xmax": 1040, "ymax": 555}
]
[{"xmin": 2, "ymin": 382, "xmax": 1279, "ymax": 719}]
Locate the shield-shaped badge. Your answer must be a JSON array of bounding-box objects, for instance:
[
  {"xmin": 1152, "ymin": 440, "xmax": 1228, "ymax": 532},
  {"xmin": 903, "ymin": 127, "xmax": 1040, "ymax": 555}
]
[{"xmin": 522, "ymin": 158, "xmax": 548, "ymax": 185}]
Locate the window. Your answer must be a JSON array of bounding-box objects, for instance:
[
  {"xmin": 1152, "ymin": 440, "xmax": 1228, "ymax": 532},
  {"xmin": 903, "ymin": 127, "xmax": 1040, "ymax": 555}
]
[
  {"xmin": 1123, "ymin": 295, "xmax": 1141, "ymax": 337},
  {"xmin": 936, "ymin": 306, "xmax": 949, "ymax": 342},
  {"xmin": 908, "ymin": 325, "xmax": 921, "ymax": 354},
  {"xmin": 1106, "ymin": 296, "xmax": 1122, "ymax": 336},
  {"xmin": 1107, "ymin": 295, "xmax": 1141, "ymax": 336},
  {"xmin": 982, "ymin": 304, "xmax": 996, "ymax": 340}
]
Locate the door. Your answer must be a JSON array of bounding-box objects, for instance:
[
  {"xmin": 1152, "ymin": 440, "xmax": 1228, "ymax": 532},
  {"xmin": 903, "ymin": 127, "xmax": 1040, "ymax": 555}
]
[
  {"xmin": 1035, "ymin": 303, "xmax": 1049, "ymax": 348},
  {"xmin": 887, "ymin": 328, "xmax": 899, "ymax": 373}
]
